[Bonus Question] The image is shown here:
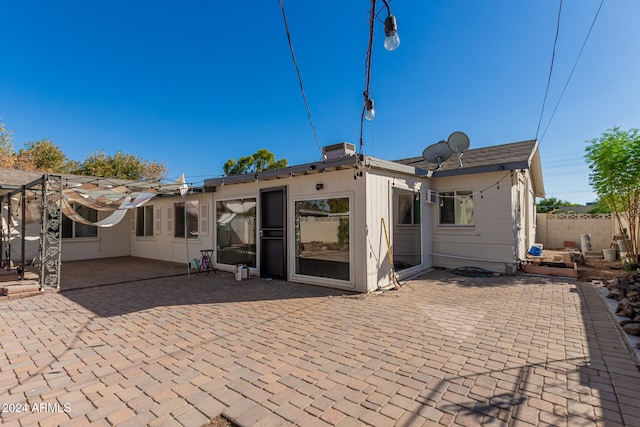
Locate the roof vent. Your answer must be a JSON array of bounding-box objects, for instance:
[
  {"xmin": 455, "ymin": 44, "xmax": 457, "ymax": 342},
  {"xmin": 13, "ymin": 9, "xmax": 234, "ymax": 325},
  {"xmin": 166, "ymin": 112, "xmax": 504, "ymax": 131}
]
[{"xmin": 322, "ymin": 142, "xmax": 356, "ymax": 160}]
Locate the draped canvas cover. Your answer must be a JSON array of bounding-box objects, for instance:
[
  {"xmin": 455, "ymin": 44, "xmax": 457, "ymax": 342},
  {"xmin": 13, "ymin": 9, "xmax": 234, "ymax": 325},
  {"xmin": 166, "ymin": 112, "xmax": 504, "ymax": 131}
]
[{"xmin": 9, "ymin": 176, "xmax": 185, "ymax": 228}]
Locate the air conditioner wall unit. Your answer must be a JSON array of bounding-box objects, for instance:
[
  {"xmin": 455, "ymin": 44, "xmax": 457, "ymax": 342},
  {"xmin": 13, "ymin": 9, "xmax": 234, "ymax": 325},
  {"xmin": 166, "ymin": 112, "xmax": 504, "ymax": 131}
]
[{"xmin": 425, "ymin": 190, "xmax": 438, "ymax": 204}]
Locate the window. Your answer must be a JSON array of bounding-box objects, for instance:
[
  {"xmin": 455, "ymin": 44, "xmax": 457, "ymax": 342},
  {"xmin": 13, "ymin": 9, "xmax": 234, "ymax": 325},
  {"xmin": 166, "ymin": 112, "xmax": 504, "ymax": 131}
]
[
  {"xmin": 62, "ymin": 205, "xmax": 98, "ymax": 238},
  {"xmin": 393, "ymin": 188, "xmax": 421, "ymax": 270},
  {"xmin": 136, "ymin": 205, "xmax": 154, "ymax": 237},
  {"xmin": 397, "ymin": 192, "xmax": 420, "ymax": 225},
  {"xmin": 174, "ymin": 200, "xmax": 199, "ymax": 239},
  {"xmin": 440, "ymin": 190, "xmax": 474, "ymax": 225},
  {"xmin": 216, "ymin": 198, "xmax": 257, "ymax": 267},
  {"xmin": 295, "ymin": 197, "xmax": 350, "ymax": 281}
]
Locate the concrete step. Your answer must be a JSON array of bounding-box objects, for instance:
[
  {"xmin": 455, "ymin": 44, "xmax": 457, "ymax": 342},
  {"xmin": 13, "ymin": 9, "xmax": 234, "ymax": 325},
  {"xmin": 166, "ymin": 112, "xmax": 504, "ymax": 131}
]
[{"xmin": 1, "ymin": 281, "xmax": 41, "ymax": 297}]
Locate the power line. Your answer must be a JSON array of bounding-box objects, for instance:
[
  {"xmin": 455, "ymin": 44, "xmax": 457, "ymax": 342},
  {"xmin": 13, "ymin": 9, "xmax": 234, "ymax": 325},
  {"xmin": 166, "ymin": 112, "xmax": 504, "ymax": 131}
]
[
  {"xmin": 535, "ymin": 0, "xmax": 563, "ymax": 141},
  {"xmin": 278, "ymin": 0, "xmax": 322, "ymax": 155},
  {"xmin": 539, "ymin": 0, "xmax": 605, "ymax": 142},
  {"xmin": 359, "ymin": 0, "xmax": 377, "ymax": 155}
]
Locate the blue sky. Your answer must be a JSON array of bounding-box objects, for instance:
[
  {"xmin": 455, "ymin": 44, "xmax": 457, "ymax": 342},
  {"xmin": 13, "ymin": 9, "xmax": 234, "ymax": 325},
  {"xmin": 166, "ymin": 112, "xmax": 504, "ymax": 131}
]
[{"xmin": 1, "ymin": 0, "xmax": 638, "ymax": 204}]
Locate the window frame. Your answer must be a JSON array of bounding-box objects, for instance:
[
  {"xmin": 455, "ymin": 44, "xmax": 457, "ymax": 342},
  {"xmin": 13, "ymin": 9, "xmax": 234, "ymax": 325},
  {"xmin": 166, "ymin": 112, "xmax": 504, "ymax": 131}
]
[
  {"xmin": 174, "ymin": 200, "xmax": 200, "ymax": 239},
  {"xmin": 215, "ymin": 197, "xmax": 257, "ymax": 268},
  {"xmin": 396, "ymin": 191, "xmax": 421, "ymax": 226},
  {"xmin": 62, "ymin": 204, "xmax": 99, "ymax": 239},
  {"xmin": 439, "ymin": 190, "xmax": 474, "ymax": 226},
  {"xmin": 292, "ymin": 194, "xmax": 353, "ymax": 285},
  {"xmin": 136, "ymin": 205, "xmax": 155, "ymax": 237}
]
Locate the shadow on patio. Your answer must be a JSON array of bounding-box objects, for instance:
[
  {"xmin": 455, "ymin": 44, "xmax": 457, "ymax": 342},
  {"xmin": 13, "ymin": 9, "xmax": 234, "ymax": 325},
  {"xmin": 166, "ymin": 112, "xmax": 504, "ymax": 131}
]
[
  {"xmin": 58, "ymin": 257, "xmax": 347, "ymax": 318},
  {"xmin": 394, "ymin": 271, "xmax": 640, "ymax": 426}
]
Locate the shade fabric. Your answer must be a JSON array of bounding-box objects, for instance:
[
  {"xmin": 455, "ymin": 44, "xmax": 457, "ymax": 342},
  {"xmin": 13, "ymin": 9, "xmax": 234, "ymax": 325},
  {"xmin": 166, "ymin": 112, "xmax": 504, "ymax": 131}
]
[{"xmin": 60, "ymin": 197, "xmax": 131, "ymax": 228}]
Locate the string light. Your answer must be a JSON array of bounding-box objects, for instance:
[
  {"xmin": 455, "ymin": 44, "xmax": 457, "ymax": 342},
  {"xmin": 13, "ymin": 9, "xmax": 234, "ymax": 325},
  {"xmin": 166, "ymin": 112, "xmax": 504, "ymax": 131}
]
[
  {"xmin": 381, "ymin": 0, "xmax": 400, "ymax": 51},
  {"xmin": 364, "ymin": 98, "xmax": 375, "ymax": 121},
  {"xmin": 359, "ymin": 0, "xmax": 400, "ymax": 149},
  {"xmin": 434, "ymin": 172, "xmax": 511, "ymax": 201}
]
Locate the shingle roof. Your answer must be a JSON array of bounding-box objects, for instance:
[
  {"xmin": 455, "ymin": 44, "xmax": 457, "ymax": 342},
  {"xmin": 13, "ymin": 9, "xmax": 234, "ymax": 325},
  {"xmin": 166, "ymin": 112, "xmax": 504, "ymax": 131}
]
[
  {"xmin": 394, "ymin": 140, "xmax": 538, "ymax": 175},
  {"xmin": 395, "ymin": 139, "xmax": 544, "ymax": 197},
  {"xmin": 0, "ymin": 168, "xmax": 45, "ymax": 187}
]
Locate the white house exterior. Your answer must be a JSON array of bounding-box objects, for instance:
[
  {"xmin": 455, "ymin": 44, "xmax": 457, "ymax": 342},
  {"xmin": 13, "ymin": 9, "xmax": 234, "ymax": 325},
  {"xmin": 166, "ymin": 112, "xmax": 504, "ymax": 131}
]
[
  {"xmin": 396, "ymin": 139, "xmax": 544, "ymax": 274},
  {"xmin": 1, "ymin": 139, "xmax": 544, "ymax": 290}
]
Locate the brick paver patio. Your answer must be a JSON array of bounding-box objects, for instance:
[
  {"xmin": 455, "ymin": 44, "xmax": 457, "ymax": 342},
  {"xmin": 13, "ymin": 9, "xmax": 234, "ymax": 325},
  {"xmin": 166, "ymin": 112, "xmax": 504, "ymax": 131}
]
[{"xmin": 1, "ymin": 263, "xmax": 639, "ymax": 426}]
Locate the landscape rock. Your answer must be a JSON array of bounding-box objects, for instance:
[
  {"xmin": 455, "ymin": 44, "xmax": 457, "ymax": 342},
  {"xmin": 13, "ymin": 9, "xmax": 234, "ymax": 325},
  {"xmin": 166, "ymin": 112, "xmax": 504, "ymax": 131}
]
[
  {"xmin": 621, "ymin": 323, "xmax": 640, "ymax": 336},
  {"xmin": 616, "ymin": 299, "xmax": 636, "ymax": 318},
  {"xmin": 607, "ymin": 288, "xmax": 623, "ymax": 300}
]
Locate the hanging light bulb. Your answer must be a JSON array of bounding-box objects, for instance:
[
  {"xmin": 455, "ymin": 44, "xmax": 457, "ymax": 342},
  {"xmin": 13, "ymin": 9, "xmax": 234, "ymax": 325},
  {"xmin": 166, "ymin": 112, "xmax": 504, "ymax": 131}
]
[
  {"xmin": 364, "ymin": 98, "xmax": 375, "ymax": 121},
  {"xmin": 383, "ymin": 15, "xmax": 400, "ymax": 51}
]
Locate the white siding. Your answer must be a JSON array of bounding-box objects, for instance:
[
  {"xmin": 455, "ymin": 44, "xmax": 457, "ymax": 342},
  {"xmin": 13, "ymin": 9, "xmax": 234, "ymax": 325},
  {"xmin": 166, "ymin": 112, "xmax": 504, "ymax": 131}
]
[
  {"xmin": 61, "ymin": 210, "xmax": 131, "ymax": 261},
  {"xmin": 208, "ymin": 167, "xmax": 430, "ymax": 292},
  {"xmin": 432, "ymin": 171, "xmax": 517, "ymax": 273},
  {"xmin": 365, "ymin": 170, "xmax": 432, "ymax": 290},
  {"xmin": 130, "ymin": 193, "xmax": 215, "ymax": 265}
]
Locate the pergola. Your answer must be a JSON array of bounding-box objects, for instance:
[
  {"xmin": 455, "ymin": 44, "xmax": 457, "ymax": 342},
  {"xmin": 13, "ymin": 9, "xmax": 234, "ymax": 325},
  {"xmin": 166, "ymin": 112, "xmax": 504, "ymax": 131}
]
[
  {"xmin": 1, "ymin": 174, "xmax": 61, "ymax": 288},
  {"xmin": 1, "ymin": 171, "xmax": 186, "ymax": 290}
]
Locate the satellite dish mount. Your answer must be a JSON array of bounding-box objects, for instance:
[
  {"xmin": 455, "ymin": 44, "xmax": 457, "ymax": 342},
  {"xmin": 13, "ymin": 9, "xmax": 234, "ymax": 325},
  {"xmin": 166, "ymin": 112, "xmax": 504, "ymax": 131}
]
[
  {"xmin": 422, "ymin": 140, "xmax": 453, "ymax": 170},
  {"xmin": 447, "ymin": 131, "xmax": 470, "ymax": 168},
  {"xmin": 422, "ymin": 131, "xmax": 471, "ymax": 170}
]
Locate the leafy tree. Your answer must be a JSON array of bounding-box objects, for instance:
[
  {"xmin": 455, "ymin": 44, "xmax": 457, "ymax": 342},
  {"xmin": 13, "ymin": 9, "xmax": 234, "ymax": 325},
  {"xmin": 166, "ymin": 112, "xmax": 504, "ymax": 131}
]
[
  {"xmin": 223, "ymin": 148, "xmax": 287, "ymax": 176},
  {"xmin": 536, "ymin": 197, "xmax": 579, "ymax": 213},
  {"xmin": 0, "ymin": 119, "xmax": 14, "ymax": 168},
  {"xmin": 585, "ymin": 127, "xmax": 640, "ymax": 265},
  {"xmin": 14, "ymin": 139, "xmax": 76, "ymax": 173},
  {"xmin": 75, "ymin": 150, "xmax": 167, "ymax": 180}
]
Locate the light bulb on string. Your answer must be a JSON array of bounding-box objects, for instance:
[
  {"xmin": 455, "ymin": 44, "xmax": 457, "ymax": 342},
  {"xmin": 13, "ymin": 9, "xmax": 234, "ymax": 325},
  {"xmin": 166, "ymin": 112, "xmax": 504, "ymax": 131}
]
[
  {"xmin": 383, "ymin": 15, "xmax": 400, "ymax": 51},
  {"xmin": 364, "ymin": 98, "xmax": 375, "ymax": 121}
]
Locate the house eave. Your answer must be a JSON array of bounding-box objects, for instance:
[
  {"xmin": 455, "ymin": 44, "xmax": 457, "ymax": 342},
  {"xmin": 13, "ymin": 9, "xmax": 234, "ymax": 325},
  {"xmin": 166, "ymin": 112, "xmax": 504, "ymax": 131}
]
[
  {"xmin": 204, "ymin": 156, "xmax": 360, "ymax": 190},
  {"xmin": 365, "ymin": 156, "xmax": 432, "ymax": 177},
  {"xmin": 204, "ymin": 155, "xmax": 434, "ymax": 191},
  {"xmin": 431, "ymin": 161, "xmax": 531, "ymax": 178}
]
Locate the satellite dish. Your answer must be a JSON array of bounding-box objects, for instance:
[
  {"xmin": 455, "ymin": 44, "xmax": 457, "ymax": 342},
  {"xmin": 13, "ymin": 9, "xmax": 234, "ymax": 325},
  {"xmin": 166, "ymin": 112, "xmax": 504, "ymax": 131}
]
[
  {"xmin": 422, "ymin": 140, "xmax": 453, "ymax": 169},
  {"xmin": 447, "ymin": 131, "xmax": 470, "ymax": 168}
]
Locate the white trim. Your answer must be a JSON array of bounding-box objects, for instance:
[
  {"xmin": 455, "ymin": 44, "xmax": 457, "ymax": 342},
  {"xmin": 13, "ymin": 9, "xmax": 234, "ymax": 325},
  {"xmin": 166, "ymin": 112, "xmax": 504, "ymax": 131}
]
[{"xmin": 289, "ymin": 192, "xmax": 355, "ymax": 288}]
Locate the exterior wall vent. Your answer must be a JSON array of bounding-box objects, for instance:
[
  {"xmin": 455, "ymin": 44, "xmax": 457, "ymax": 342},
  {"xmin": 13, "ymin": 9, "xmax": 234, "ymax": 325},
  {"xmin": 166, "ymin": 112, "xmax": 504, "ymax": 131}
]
[{"xmin": 322, "ymin": 142, "xmax": 356, "ymax": 160}]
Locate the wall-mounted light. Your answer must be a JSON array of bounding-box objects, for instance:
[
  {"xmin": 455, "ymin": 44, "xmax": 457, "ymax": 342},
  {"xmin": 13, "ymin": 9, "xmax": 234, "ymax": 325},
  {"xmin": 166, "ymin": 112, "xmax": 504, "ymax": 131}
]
[{"xmin": 316, "ymin": 183, "xmax": 324, "ymax": 191}]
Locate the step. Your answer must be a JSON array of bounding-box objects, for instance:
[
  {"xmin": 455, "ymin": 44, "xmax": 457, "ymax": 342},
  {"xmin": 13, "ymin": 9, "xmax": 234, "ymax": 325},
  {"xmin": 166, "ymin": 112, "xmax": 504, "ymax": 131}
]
[{"xmin": 1, "ymin": 281, "xmax": 41, "ymax": 296}]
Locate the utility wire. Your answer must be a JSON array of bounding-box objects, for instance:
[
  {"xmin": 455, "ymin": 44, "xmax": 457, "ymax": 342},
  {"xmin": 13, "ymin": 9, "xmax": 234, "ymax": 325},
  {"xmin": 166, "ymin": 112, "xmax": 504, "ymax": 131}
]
[
  {"xmin": 540, "ymin": 0, "xmax": 605, "ymax": 142},
  {"xmin": 359, "ymin": 0, "xmax": 377, "ymax": 154},
  {"xmin": 535, "ymin": 0, "xmax": 563, "ymax": 141},
  {"xmin": 278, "ymin": 0, "xmax": 322, "ymax": 155}
]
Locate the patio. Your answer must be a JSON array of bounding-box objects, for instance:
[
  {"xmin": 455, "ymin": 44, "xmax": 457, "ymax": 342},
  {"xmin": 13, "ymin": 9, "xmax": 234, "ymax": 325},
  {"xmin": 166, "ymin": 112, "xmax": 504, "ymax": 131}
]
[{"xmin": 1, "ymin": 259, "xmax": 639, "ymax": 426}]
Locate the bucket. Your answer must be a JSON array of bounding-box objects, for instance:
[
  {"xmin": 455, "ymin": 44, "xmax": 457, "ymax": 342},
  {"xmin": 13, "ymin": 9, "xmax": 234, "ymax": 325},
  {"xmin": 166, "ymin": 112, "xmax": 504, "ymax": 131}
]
[
  {"xmin": 580, "ymin": 234, "xmax": 592, "ymax": 252},
  {"xmin": 603, "ymin": 248, "xmax": 617, "ymax": 262},
  {"xmin": 528, "ymin": 246, "xmax": 542, "ymax": 256}
]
